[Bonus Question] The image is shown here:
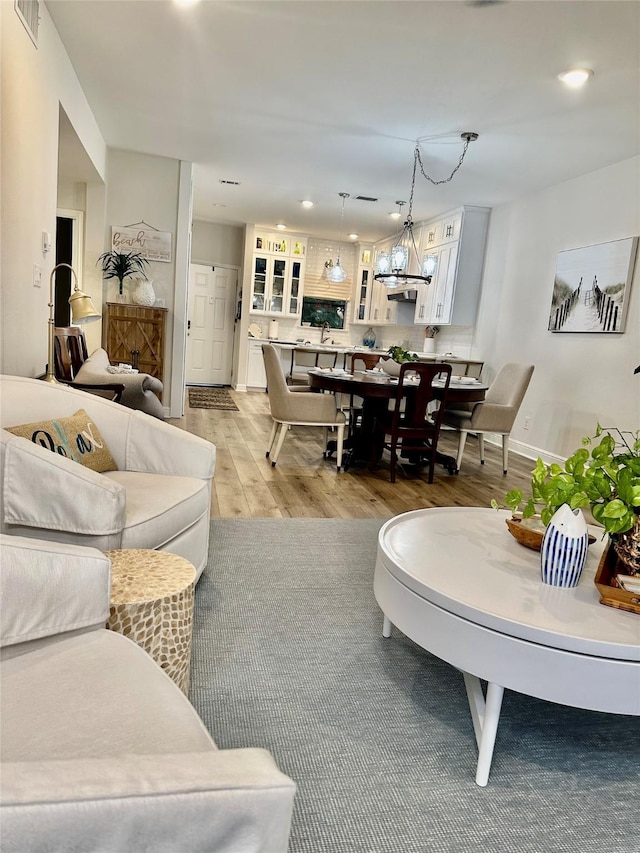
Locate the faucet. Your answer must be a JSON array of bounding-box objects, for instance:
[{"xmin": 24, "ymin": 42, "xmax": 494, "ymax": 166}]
[{"xmin": 320, "ymin": 322, "xmax": 331, "ymax": 344}]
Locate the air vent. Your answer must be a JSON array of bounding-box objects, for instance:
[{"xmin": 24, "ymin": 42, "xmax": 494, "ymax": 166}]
[
  {"xmin": 354, "ymin": 195, "xmax": 378, "ymax": 202},
  {"xmin": 15, "ymin": 0, "xmax": 39, "ymax": 46},
  {"xmin": 219, "ymin": 179, "xmax": 241, "ymax": 186}
]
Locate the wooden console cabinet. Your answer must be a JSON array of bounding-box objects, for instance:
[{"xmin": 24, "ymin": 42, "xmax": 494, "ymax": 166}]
[{"xmin": 104, "ymin": 303, "xmax": 167, "ymax": 394}]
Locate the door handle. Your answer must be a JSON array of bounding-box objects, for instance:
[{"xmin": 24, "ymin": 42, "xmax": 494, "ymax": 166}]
[{"xmin": 187, "ymin": 320, "xmax": 191, "ymax": 330}]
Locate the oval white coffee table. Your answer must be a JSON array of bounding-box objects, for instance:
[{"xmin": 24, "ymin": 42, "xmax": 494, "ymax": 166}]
[{"xmin": 374, "ymin": 507, "xmax": 640, "ymax": 786}]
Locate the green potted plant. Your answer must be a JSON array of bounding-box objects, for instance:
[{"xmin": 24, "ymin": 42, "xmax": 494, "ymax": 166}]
[
  {"xmin": 97, "ymin": 251, "xmax": 150, "ymax": 299},
  {"xmin": 381, "ymin": 345, "xmax": 420, "ymax": 377},
  {"xmin": 493, "ymin": 425, "xmax": 640, "ymax": 573}
]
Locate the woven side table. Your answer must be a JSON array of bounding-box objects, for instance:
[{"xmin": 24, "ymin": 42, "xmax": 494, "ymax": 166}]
[{"xmin": 105, "ymin": 549, "xmax": 196, "ymax": 694}]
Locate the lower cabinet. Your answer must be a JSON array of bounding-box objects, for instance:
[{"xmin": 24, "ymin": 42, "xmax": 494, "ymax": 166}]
[
  {"xmin": 247, "ymin": 340, "xmax": 267, "ymax": 389},
  {"xmin": 104, "ymin": 303, "xmax": 167, "ymax": 395}
]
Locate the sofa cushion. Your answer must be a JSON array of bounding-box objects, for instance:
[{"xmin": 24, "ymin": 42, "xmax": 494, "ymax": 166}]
[
  {"xmin": 102, "ymin": 471, "xmax": 210, "ymax": 550},
  {"xmin": 0, "ymin": 630, "xmax": 216, "ymax": 762},
  {"xmin": 5, "ymin": 409, "xmax": 117, "ymax": 473}
]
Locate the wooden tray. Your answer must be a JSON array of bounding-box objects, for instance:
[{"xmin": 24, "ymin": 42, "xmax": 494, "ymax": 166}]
[{"xmin": 594, "ymin": 542, "xmax": 640, "ymax": 615}]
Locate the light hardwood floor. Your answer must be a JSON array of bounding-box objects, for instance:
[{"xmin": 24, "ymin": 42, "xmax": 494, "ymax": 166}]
[
  {"xmin": 169, "ymin": 391, "xmax": 534, "ymax": 518},
  {"xmin": 168, "ymin": 388, "xmax": 535, "ymax": 519}
]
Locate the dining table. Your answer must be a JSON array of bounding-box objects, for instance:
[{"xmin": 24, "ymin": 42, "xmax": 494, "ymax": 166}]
[{"xmin": 308, "ymin": 368, "xmax": 488, "ymax": 473}]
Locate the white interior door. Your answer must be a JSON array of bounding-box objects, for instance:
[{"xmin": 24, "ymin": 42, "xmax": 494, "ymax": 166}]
[{"xmin": 186, "ymin": 264, "xmax": 238, "ymax": 386}]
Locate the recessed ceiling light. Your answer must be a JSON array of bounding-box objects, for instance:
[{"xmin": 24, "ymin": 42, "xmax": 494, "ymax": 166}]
[
  {"xmin": 174, "ymin": 0, "xmax": 201, "ymax": 6},
  {"xmin": 558, "ymin": 68, "xmax": 594, "ymax": 88},
  {"xmin": 276, "ymin": 223, "xmax": 287, "ymax": 230},
  {"xmin": 301, "ymin": 200, "xmax": 314, "ymax": 208},
  {"xmin": 348, "ymin": 234, "xmax": 358, "ymax": 241}
]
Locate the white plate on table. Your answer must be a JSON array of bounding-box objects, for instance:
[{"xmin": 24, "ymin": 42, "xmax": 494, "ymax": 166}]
[{"xmin": 450, "ymin": 376, "xmax": 479, "ymax": 384}]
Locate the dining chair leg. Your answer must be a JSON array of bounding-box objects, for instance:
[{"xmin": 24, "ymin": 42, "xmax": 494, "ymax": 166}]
[
  {"xmin": 322, "ymin": 427, "xmax": 329, "ymax": 456},
  {"xmin": 266, "ymin": 419, "xmax": 278, "ymax": 458},
  {"xmin": 478, "ymin": 433, "xmax": 485, "ymax": 465},
  {"xmin": 389, "ymin": 438, "xmax": 398, "ymax": 483},
  {"xmin": 502, "ymin": 434, "xmax": 509, "ymax": 475},
  {"xmin": 270, "ymin": 422, "xmax": 288, "ymax": 467},
  {"xmin": 336, "ymin": 424, "xmax": 345, "ymax": 471},
  {"xmin": 456, "ymin": 431, "xmax": 468, "ymax": 472}
]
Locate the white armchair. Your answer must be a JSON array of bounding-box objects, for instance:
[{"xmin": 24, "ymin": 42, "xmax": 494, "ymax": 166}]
[
  {"xmin": 0, "ymin": 376, "xmax": 216, "ymax": 580},
  {"xmin": 0, "ymin": 535, "xmax": 296, "ymax": 853}
]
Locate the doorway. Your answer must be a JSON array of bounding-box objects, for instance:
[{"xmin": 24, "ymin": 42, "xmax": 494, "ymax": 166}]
[
  {"xmin": 186, "ymin": 263, "xmax": 238, "ymax": 386},
  {"xmin": 54, "ymin": 209, "xmax": 85, "ymax": 326}
]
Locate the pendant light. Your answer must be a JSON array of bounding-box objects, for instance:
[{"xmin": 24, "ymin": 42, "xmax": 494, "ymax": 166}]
[
  {"xmin": 327, "ymin": 192, "xmax": 349, "ymax": 283},
  {"xmin": 375, "ymin": 132, "xmax": 478, "ymax": 288}
]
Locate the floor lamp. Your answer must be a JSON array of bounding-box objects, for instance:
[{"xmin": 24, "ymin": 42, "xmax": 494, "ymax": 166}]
[{"xmin": 43, "ymin": 263, "xmax": 101, "ymax": 383}]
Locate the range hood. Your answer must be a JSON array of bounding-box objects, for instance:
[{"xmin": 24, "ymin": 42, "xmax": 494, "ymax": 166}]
[{"xmin": 386, "ymin": 288, "xmax": 418, "ymax": 302}]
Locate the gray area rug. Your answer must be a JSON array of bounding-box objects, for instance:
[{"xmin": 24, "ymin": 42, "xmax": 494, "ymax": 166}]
[{"xmin": 191, "ymin": 519, "xmax": 640, "ymax": 853}]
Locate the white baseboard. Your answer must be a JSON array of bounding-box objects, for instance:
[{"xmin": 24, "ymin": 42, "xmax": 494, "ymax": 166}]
[{"xmin": 481, "ymin": 433, "xmax": 565, "ymax": 467}]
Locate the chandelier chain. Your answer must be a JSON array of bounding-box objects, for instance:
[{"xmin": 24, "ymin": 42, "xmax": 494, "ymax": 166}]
[{"xmin": 414, "ymin": 134, "xmax": 473, "ymax": 186}]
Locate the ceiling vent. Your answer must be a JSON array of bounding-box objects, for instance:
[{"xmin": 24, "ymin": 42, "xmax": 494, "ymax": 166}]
[
  {"xmin": 353, "ymin": 195, "xmax": 378, "ymax": 203},
  {"xmin": 15, "ymin": 0, "xmax": 39, "ymax": 47},
  {"xmin": 219, "ymin": 179, "xmax": 241, "ymax": 186}
]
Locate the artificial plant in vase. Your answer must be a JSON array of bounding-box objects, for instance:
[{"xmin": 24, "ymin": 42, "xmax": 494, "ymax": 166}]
[
  {"xmin": 492, "ymin": 425, "xmax": 640, "ymax": 574},
  {"xmin": 97, "ymin": 251, "xmax": 150, "ymax": 299}
]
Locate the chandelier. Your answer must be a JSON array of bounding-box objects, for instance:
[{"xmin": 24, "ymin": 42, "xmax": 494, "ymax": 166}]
[
  {"xmin": 375, "ymin": 132, "xmax": 479, "ymax": 288},
  {"xmin": 327, "ymin": 192, "xmax": 350, "ymax": 283}
]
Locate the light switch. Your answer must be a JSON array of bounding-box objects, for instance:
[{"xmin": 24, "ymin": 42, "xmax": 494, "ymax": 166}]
[{"xmin": 33, "ymin": 264, "xmax": 42, "ymax": 287}]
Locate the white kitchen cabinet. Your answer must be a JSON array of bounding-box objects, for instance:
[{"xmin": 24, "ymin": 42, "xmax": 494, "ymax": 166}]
[
  {"xmin": 352, "ymin": 243, "xmax": 376, "ymax": 325},
  {"xmin": 253, "ymin": 232, "xmax": 308, "ymax": 257},
  {"xmin": 414, "ymin": 205, "xmax": 490, "ymax": 326},
  {"xmin": 369, "ymin": 278, "xmax": 397, "ymax": 325},
  {"xmin": 247, "ymin": 339, "xmax": 267, "ymax": 389},
  {"xmin": 250, "ymin": 253, "xmax": 305, "ymax": 317}
]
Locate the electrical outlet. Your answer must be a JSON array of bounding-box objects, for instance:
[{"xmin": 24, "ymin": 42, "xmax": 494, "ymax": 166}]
[
  {"xmin": 523, "ymin": 416, "xmax": 531, "ymax": 430},
  {"xmin": 33, "ymin": 264, "xmax": 42, "ymax": 287}
]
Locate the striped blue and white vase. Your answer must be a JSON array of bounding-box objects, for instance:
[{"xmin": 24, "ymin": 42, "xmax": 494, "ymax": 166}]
[{"xmin": 540, "ymin": 504, "xmax": 589, "ymax": 588}]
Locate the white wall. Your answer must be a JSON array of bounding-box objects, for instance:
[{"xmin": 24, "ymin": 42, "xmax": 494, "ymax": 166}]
[
  {"xmin": 191, "ymin": 220, "xmax": 243, "ymax": 268},
  {"xmin": 1, "ymin": 2, "xmax": 107, "ymax": 377},
  {"xmin": 473, "ymin": 156, "xmax": 640, "ymax": 460},
  {"xmin": 105, "ymin": 149, "xmax": 187, "ymax": 410}
]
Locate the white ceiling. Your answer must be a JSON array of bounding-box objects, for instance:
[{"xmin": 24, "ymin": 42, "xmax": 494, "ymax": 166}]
[{"xmin": 46, "ymin": 0, "xmax": 640, "ymax": 243}]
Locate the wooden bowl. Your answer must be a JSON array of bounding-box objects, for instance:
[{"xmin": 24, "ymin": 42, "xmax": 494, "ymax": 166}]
[
  {"xmin": 505, "ymin": 515, "xmax": 597, "ymax": 552},
  {"xmin": 505, "ymin": 516, "xmax": 545, "ymax": 551}
]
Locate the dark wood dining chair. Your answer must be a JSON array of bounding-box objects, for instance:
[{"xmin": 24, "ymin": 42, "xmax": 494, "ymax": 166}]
[
  {"xmin": 53, "ymin": 327, "xmax": 124, "ymax": 403},
  {"xmin": 372, "ymin": 362, "xmax": 452, "ymax": 483}
]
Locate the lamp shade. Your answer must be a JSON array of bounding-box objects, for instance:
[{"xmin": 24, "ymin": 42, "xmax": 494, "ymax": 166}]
[
  {"xmin": 69, "ymin": 288, "xmax": 101, "ymax": 323},
  {"xmin": 327, "ymin": 262, "xmax": 347, "ymax": 283}
]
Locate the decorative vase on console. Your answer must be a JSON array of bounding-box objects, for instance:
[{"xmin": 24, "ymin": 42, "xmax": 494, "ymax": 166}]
[
  {"xmin": 131, "ymin": 278, "xmax": 156, "ymax": 307},
  {"xmin": 540, "ymin": 504, "xmax": 589, "ymax": 588}
]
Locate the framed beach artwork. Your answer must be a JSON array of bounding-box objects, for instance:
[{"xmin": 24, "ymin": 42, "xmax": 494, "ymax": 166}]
[{"xmin": 548, "ymin": 237, "xmax": 638, "ymax": 333}]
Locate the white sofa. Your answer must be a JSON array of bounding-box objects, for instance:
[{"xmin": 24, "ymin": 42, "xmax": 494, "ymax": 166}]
[
  {"xmin": 0, "ymin": 376, "xmax": 216, "ymax": 580},
  {"xmin": 0, "ymin": 535, "xmax": 296, "ymax": 853}
]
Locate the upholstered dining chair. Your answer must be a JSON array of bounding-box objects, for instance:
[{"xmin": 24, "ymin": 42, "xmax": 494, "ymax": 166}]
[
  {"xmin": 372, "ymin": 362, "xmax": 452, "ymax": 484},
  {"xmin": 262, "ymin": 344, "xmax": 346, "ymax": 470},
  {"xmin": 442, "ymin": 362, "xmax": 534, "ymax": 474}
]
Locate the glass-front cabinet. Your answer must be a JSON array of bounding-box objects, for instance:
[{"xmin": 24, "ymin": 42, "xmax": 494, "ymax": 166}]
[{"xmin": 250, "ymin": 251, "xmax": 306, "ymax": 318}]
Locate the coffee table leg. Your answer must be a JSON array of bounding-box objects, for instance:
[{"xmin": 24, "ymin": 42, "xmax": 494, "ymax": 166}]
[
  {"xmin": 382, "ymin": 615, "xmax": 392, "ymax": 638},
  {"xmin": 462, "ymin": 672, "xmax": 504, "ymax": 787}
]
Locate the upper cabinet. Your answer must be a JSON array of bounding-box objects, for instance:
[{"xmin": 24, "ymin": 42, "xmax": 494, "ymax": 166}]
[
  {"xmin": 414, "ymin": 206, "xmax": 490, "ymax": 326},
  {"xmin": 250, "ymin": 231, "xmax": 308, "ymax": 317},
  {"xmin": 254, "ymin": 231, "xmax": 308, "ymax": 258},
  {"xmin": 351, "ymin": 242, "xmax": 396, "ymax": 326}
]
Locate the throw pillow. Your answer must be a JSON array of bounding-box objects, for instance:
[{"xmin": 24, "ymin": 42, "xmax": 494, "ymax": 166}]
[{"xmin": 5, "ymin": 409, "xmax": 117, "ymax": 473}]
